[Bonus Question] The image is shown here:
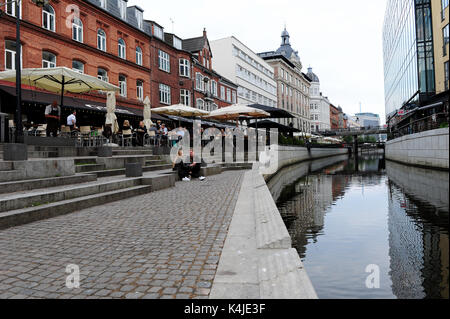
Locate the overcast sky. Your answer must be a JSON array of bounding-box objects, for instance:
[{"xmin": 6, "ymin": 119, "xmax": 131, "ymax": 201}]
[{"xmin": 129, "ymin": 0, "xmax": 388, "ymax": 123}]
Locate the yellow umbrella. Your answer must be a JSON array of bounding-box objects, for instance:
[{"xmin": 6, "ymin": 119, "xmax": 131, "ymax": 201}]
[
  {"xmin": 204, "ymin": 104, "xmax": 270, "ymax": 121},
  {"xmin": 152, "ymin": 104, "xmax": 210, "ymax": 117}
]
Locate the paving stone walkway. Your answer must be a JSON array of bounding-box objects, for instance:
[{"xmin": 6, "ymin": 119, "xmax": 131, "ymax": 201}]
[{"xmin": 0, "ymin": 171, "xmax": 244, "ymax": 299}]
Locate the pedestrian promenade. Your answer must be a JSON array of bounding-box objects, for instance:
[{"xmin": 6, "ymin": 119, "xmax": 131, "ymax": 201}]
[{"xmin": 0, "ymin": 171, "xmax": 244, "ymax": 299}]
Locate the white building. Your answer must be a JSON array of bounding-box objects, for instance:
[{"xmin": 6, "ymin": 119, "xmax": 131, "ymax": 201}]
[
  {"xmin": 210, "ymin": 37, "xmax": 278, "ymax": 108},
  {"xmin": 307, "ymin": 67, "xmax": 331, "ymax": 132}
]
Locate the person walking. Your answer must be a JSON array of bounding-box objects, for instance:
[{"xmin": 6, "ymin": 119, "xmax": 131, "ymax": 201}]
[{"xmin": 45, "ymin": 101, "xmax": 61, "ymax": 137}]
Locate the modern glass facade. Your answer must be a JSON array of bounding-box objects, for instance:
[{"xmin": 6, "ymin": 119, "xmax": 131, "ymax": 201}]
[{"xmin": 383, "ymin": 0, "xmax": 436, "ymax": 119}]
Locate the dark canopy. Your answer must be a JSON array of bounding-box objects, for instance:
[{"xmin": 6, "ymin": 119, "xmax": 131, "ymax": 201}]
[
  {"xmin": 248, "ymin": 104, "xmax": 295, "ymax": 119},
  {"xmin": 248, "ymin": 120, "xmax": 301, "ymax": 132}
]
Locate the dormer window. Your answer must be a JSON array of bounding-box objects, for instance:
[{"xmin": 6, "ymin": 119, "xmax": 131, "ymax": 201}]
[
  {"xmin": 135, "ymin": 9, "xmax": 143, "ymax": 30},
  {"xmin": 118, "ymin": 0, "xmax": 127, "ymax": 20},
  {"xmin": 173, "ymin": 37, "xmax": 182, "ymax": 50},
  {"xmin": 153, "ymin": 25, "xmax": 163, "ymax": 39},
  {"xmin": 99, "ymin": 0, "xmax": 107, "ymax": 9}
]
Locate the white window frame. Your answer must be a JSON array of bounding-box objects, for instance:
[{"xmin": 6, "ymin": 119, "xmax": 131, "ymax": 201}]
[
  {"xmin": 135, "ymin": 9, "xmax": 143, "ymax": 30},
  {"xmin": 173, "ymin": 37, "xmax": 182, "ymax": 50},
  {"xmin": 97, "ymin": 68, "xmax": 108, "ymax": 82},
  {"xmin": 72, "ymin": 60, "xmax": 84, "ymax": 74},
  {"xmin": 42, "ymin": 4, "xmax": 55, "ymax": 32},
  {"xmin": 118, "ymin": 0, "xmax": 127, "ymax": 19},
  {"xmin": 211, "ymin": 80, "xmax": 217, "ymax": 96},
  {"xmin": 118, "ymin": 39, "xmax": 126, "ymax": 59},
  {"xmin": 4, "ymin": 40, "xmax": 20, "ymax": 71},
  {"xmin": 97, "ymin": 29, "xmax": 107, "ymax": 52},
  {"xmin": 158, "ymin": 50, "xmax": 170, "ymax": 73},
  {"xmin": 159, "ymin": 84, "xmax": 171, "ymax": 105},
  {"xmin": 179, "ymin": 59, "xmax": 190, "ymax": 78},
  {"xmin": 154, "ymin": 25, "xmax": 163, "ymax": 39},
  {"xmin": 99, "ymin": 0, "xmax": 107, "ymax": 9},
  {"xmin": 196, "ymin": 98, "xmax": 205, "ymax": 110},
  {"xmin": 196, "ymin": 73, "xmax": 204, "ymax": 91},
  {"xmin": 180, "ymin": 89, "xmax": 191, "ymax": 106},
  {"xmin": 5, "ymin": 0, "xmax": 21, "ymax": 18},
  {"xmin": 136, "ymin": 80, "xmax": 144, "ymax": 101},
  {"xmin": 136, "ymin": 46, "xmax": 143, "ymax": 66},
  {"xmin": 226, "ymin": 88, "xmax": 232, "ymax": 103},
  {"xmin": 220, "ymin": 86, "xmax": 226, "ymax": 100},
  {"xmin": 42, "ymin": 51, "xmax": 56, "ymax": 68},
  {"xmin": 119, "ymin": 75, "xmax": 127, "ymax": 97},
  {"xmin": 232, "ymin": 91, "xmax": 237, "ymax": 104},
  {"xmin": 72, "ymin": 18, "xmax": 83, "ymax": 43}
]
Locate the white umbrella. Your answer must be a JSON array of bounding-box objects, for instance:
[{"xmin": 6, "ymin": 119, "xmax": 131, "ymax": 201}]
[
  {"xmin": 105, "ymin": 91, "xmax": 119, "ymax": 134},
  {"xmin": 205, "ymin": 104, "xmax": 270, "ymax": 121},
  {"xmin": 152, "ymin": 104, "xmax": 210, "ymax": 117},
  {"xmin": 143, "ymin": 96, "xmax": 153, "ymax": 132},
  {"xmin": 0, "ymin": 67, "xmax": 119, "ymax": 109}
]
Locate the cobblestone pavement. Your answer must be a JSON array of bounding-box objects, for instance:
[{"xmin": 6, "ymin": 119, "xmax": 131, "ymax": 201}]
[{"xmin": 0, "ymin": 171, "xmax": 244, "ymax": 299}]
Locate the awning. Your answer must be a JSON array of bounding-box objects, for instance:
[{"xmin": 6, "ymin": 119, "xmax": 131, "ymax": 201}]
[
  {"xmin": 248, "ymin": 120, "xmax": 301, "ymax": 132},
  {"xmin": 0, "ymin": 85, "xmax": 164, "ymax": 119},
  {"xmin": 249, "ymin": 104, "xmax": 295, "ymax": 119}
]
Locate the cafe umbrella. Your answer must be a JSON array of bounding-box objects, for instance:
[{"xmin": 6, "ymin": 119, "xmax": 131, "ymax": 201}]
[
  {"xmin": 0, "ymin": 67, "xmax": 120, "ymax": 110},
  {"xmin": 151, "ymin": 104, "xmax": 210, "ymax": 127}
]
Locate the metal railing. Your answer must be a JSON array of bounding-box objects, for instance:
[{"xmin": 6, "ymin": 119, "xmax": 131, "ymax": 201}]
[{"xmin": 389, "ymin": 112, "xmax": 449, "ymax": 140}]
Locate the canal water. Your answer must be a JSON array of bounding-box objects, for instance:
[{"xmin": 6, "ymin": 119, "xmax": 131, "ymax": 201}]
[{"xmin": 268, "ymin": 154, "xmax": 449, "ymax": 299}]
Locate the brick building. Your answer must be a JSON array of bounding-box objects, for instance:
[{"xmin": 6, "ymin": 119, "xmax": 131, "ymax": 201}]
[
  {"xmin": 0, "ymin": 0, "xmax": 236, "ymax": 128},
  {"xmin": 330, "ymin": 103, "xmax": 340, "ymax": 130},
  {"xmin": 182, "ymin": 30, "xmax": 238, "ymax": 112}
]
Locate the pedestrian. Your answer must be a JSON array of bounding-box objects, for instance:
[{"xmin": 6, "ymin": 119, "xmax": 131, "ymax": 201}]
[
  {"xmin": 67, "ymin": 111, "xmax": 78, "ymax": 132},
  {"xmin": 185, "ymin": 149, "xmax": 205, "ymax": 181},
  {"xmin": 135, "ymin": 121, "xmax": 147, "ymax": 147},
  {"xmin": 172, "ymin": 149, "xmax": 190, "ymax": 181},
  {"xmin": 45, "ymin": 100, "xmax": 61, "ymax": 137}
]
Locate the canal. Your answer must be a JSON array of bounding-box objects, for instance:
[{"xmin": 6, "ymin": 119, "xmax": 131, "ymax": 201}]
[{"xmin": 267, "ymin": 154, "xmax": 449, "ymax": 299}]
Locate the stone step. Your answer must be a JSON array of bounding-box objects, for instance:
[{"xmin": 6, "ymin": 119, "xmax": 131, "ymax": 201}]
[
  {"xmin": 0, "ymin": 174, "xmax": 97, "ymax": 195},
  {"xmin": 145, "ymin": 160, "xmax": 168, "ymax": 166},
  {"xmin": 94, "ymin": 164, "xmax": 173, "ymax": 178},
  {"xmin": 0, "ymin": 185, "xmax": 152, "ymax": 230},
  {"xmin": 74, "ymin": 158, "xmax": 98, "ymax": 165},
  {"xmin": 0, "ymin": 162, "xmax": 13, "ymax": 171},
  {"xmin": 0, "ymin": 170, "xmax": 24, "ymax": 183},
  {"xmin": 75, "ymin": 163, "xmax": 106, "ymax": 173},
  {"xmin": 1, "ymin": 150, "xmax": 60, "ymax": 159},
  {"xmin": 113, "ymin": 150, "xmax": 155, "ymax": 156},
  {"xmin": 258, "ymin": 249, "xmax": 318, "ymax": 299},
  {"xmin": 0, "ymin": 178, "xmax": 142, "ymax": 213}
]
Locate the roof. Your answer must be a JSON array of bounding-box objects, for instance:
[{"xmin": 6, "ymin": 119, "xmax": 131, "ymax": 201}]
[
  {"xmin": 307, "ymin": 67, "xmax": 320, "ymax": 83},
  {"xmin": 182, "ymin": 37, "xmax": 205, "ymax": 53},
  {"xmin": 258, "ymin": 53, "xmax": 297, "ymax": 69}
]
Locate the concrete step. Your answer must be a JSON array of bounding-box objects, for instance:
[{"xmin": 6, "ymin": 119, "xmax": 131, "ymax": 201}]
[
  {"xmin": 0, "ymin": 185, "xmax": 151, "ymax": 230},
  {"xmin": 94, "ymin": 164, "xmax": 173, "ymax": 178},
  {"xmin": 113, "ymin": 149, "xmax": 155, "ymax": 156},
  {"xmin": 0, "ymin": 178, "xmax": 143, "ymax": 213},
  {"xmin": 145, "ymin": 160, "xmax": 168, "ymax": 166},
  {"xmin": 75, "ymin": 163, "xmax": 106, "ymax": 173},
  {"xmin": 74, "ymin": 158, "xmax": 98, "ymax": 165},
  {"xmin": 258, "ymin": 249, "xmax": 318, "ymax": 299},
  {"xmin": 0, "ymin": 162, "xmax": 13, "ymax": 171},
  {"xmin": 0, "ymin": 174, "xmax": 97, "ymax": 195},
  {"xmin": 0, "ymin": 170, "xmax": 24, "ymax": 183}
]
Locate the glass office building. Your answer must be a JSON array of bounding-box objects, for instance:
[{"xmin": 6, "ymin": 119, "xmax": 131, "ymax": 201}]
[{"xmin": 383, "ymin": 0, "xmax": 436, "ymax": 119}]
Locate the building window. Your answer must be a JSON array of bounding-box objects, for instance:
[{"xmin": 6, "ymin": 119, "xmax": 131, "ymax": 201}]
[
  {"xmin": 211, "ymin": 81, "xmax": 217, "ymax": 96},
  {"xmin": 158, "ymin": 50, "xmax": 170, "ymax": 72},
  {"xmin": 97, "ymin": 68, "xmax": 108, "ymax": 82},
  {"xmin": 180, "ymin": 89, "xmax": 191, "ymax": 106},
  {"xmin": 179, "ymin": 59, "xmax": 190, "ymax": 77},
  {"xmin": 445, "ymin": 61, "xmax": 449, "ymax": 91},
  {"xmin": 196, "ymin": 73, "xmax": 204, "ymax": 91},
  {"xmin": 119, "ymin": 75, "xmax": 127, "ymax": 97},
  {"xmin": 42, "ymin": 4, "xmax": 55, "ymax": 32},
  {"xmin": 5, "ymin": 0, "xmax": 20, "ymax": 17},
  {"xmin": 118, "ymin": 0, "xmax": 127, "ymax": 19},
  {"xmin": 135, "ymin": 9, "xmax": 143, "ymax": 30},
  {"xmin": 4, "ymin": 40, "xmax": 20, "ymax": 71},
  {"xmin": 97, "ymin": 29, "xmax": 106, "ymax": 52},
  {"xmin": 173, "ymin": 37, "xmax": 182, "ymax": 50},
  {"xmin": 72, "ymin": 60, "xmax": 84, "ymax": 74},
  {"xmin": 444, "ymin": 24, "xmax": 449, "ymax": 56},
  {"xmin": 42, "ymin": 51, "xmax": 56, "ymax": 68},
  {"xmin": 99, "ymin": 0, "xmax": 107, "ymax": 9},
  {"xmin": 136, "ymin": 80, "xmax": 144, "ymax": 101},
  {"xmin": 136, "ymin": 47, "xmax": 143, "ymax": 66},
  {"xmin": 232, "ymin": 91, "xmax": 237, "ymax": 104},
  {"xmin": 226, "ymin": 88, "xmax": 232, "ymax": 103},
  {"xmin": 118, "ymin": 39, "xmax": 126, "ymax": 59},
  {"xmin": 220, "ymin": 86, "xmax": 225, "ymax": 100},
  {"xmin": 196, "ymin": 99, "xmax": 205, "ymax": 110},
  {"xmin": 154, "ymin": 25, "xmax": 163, "ymax": 39},
  {"xmin": 72, "ymin": 18, "xmax": 83, "ymax": 43},
  {"xmin": 159, "ymin": 84, "xmax": 171, "ymax": 105}
]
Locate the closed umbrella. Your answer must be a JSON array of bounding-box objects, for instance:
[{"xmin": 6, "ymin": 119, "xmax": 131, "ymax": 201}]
[
  {"xmin": 143, "ymin": 96, "xmax": 153, "ymax": 133},
  {"xmin": 105, "ymin": 91, "xmax": 119, "ymax": 134}
]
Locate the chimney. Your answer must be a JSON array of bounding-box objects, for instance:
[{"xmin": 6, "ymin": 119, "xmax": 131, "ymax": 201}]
[{"xmin": 203, "ymin": 28, "xmax": 207, "ymax": 38}]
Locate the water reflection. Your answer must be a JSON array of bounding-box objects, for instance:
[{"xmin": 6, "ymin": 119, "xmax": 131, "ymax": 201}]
[{"xmin": 269, "ymin": 154, "xmax": 449, "ymax": 299}]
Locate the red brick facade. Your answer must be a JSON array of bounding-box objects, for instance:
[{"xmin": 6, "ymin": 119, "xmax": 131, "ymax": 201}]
[
  {"xmin": 0, "ymin": 0, "xmax": 237, "ymax": 124},
  {"xmin": 330, "ymin": 104, "xmax": 340, "ymax": 130}
]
